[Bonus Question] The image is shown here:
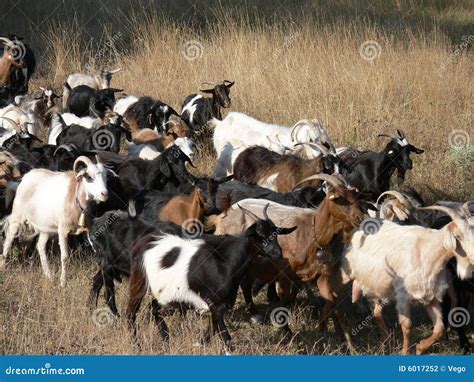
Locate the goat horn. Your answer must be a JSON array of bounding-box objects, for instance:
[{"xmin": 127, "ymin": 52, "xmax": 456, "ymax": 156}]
[
  {"xmin": 294, "ymin": 141, "xmax": 329, "ymax": 155},
  {"xmin": 376, "ymin": 191, "xmax": 409, "ymax": 209},
  {"xmin": 419, "ymin": 206, "xmax": 465, "ymax": 227},
  {"xmin": 292, "ymin": 173, "xmax": 343, "ymax": 191},
  {"xmin": 237, "ymin": 203, "xmax": 261, "ymax": 223},
  {"xmin": 108, "ymin": 68, "xmax": 121, "ymax": 74},
  {"xmin": 262, "ymin": 203, "xmax": 270, "ymax": 220},
  {"xmin": 378, "ymin": 133, "xmax": 398, "ymax": 140},
  {"xmin": 73, "ymin": 156, "xmax": 93, "ymax": 173},
  {"xmin": 290, "ymin": 119, "xmax": 312, "ymax": 141},
  {"xmin": 53, "ymin": 144, "xmax": 77, "ymax": 156},
  {"xmin": 201, "ymin": 81, "xmax": 216, "ymax": 87},
  {"xmin": 397, "ymin": 129, "xmax": 406, "ymax": 139},
  {"xmin": 0, "ymin": 117, "xmax": 20, "ymax": 131},
  {"xmin": 461, "ymin": 201, "xmax": 473, "ymax": 219}
]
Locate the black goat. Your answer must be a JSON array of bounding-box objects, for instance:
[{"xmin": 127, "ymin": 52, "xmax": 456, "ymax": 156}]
[
  {"xmin": 181, "ymin": 80, "xmax": 234, "ymax": 133},
  {"xmin": 216, "ymin": 180, "xmax": 325, "ymax": 210},
  {"xmin": 66, "ymin": 84, "xmax": 122, "ymax": 117},
  {"xmin": 124, "ymin": 96, "xmax": 179, "ymax": 134},
  {"xmin": 56, "ymin": 119, "xmax": 131, "ymax": 153},
  {"xmin": 340, "ymin": 129, "xmax": 423, "ymax": 200},
  {"xmin": 127, "ymin": 204, "xmax": 296, "ymax": 350},
  {"xmin": 0, "ymin": 86, "xmax": 14, "ymax": 108}
]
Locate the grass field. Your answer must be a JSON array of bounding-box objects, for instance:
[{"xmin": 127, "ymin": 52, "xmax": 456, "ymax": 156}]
[{"xmin": 1, "ymin": 0, "xmax": 473, "ymax": 355}]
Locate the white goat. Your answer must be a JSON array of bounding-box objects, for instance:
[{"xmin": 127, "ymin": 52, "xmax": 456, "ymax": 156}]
[
  {"xmin": 63, "ymin": 68, "xmax": 121, "ymax": 109},
  {"xmin": 211, "ymin": 112, "xmax": 333, "ymax": 176},
  {"xmin": 339, "ymin": 203, "xmax": 473, "ymax": 355},
  {"xmin": 113, "ymin": 95, "xmax": 138, "ymax": 116},
  {"xmin": 1, "ymin": 156, "xmax": 114, "ymax": 287}
]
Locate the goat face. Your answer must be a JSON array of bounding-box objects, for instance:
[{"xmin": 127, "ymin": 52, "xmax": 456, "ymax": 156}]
[
  {"xmin": 150, "ymin": 103, "xmax": 179, "ymax": 134},
  {"xmin": 173, "ymin": 137, "xmax": 197, "ymax": 162},
  {"xmin": 248, "ymin": 217, "xmax": 297, "ymax": 261},
  {"xmin": 201, "ymin": 80, "xmax": 234, "ymax": 108},
  {"xmin": 74, "ymin": 157, "xmax": 111, "ymax": 203},
  {"xmin": 448, "ymin": 214, "xmax": 474, "ymax": 279},
  {"xmin": 382, "ymin": 131, "xmax": 423, "ymax": 181},
  {"xmin": 95, "ymin": 88, "xmax": 122, "ymax": 113},
  {"xmin": 40, "ymin": 87, "xmax": 60, "ymax": 109}
]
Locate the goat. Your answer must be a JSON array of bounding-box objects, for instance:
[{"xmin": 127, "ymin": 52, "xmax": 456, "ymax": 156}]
[
  {"xmin": 338, "ymin": 204, "xmax": 473, "ymax": 354},
  {"xmin": 1, "ymin": 156, "xmax": 114, "ymax": 286},
  {"xmin": 65, "ymin": 84, "xmax": 122, "ymax": 118},
  {"xmin": 126, "ymin": 204, "xmax": 296, "ymax": 352},
  {"xmin": 127, "ymin": 118, "xmax": 196, "ymax": 161},
  {"xmin": 212, "ymin": 112, "xmax": 334, "ymax": 174},
  {"xmin": 232, "ymin": 143, "xmax": 342, "ymax": 192},
  {"xmin": 0, "ymin": 38, "xmax": 24, "ymax": 88},
  {"xmin": 211, "ymin": 174, "xmax": 372, "ymax": 352},
  {"xmin": 56, "ymin": 117, "xmax": 131, "ymax": 153},
  {"xmin": 215, "ymin": 180, "xmax": 325, "ymax": 210},
  {"xmin": 339, "ymin": 130, "xmax": 424, "ymax": 200},
  {"xmin": 181, "ymin": 80, "xmax": 234, "ymax": 133},
  {"xmin": 0, "ymin": 86, "xmax": 15, "ymax": 108},
  {"xmin": 0, "ymin": 36, "xmax": 35, "ymax": 94},
  {"xmin": 122, "ymin": 96, "xmax": 179, "ymax": 134},
  {"xmin": 63, "ymin": 68, "xmax": 121, "ymax": 109}
]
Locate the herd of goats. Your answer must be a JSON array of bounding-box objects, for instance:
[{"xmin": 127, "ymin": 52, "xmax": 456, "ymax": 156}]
[{"xmin": 0, "ymin": 35, "xmax": 472, "ymax": 356}]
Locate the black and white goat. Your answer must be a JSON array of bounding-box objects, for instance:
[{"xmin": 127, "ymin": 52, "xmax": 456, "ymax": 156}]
[
  {"xmin": 65, "ymin": 84, "xmax": 122, "ymax": 118},
  {"xmin": 126, "ymin": 204, "xmax": 296, "ymax": 352},
  {"xmin": 181, "ymin": 80, "xmax": 234, "ymax": 132}
]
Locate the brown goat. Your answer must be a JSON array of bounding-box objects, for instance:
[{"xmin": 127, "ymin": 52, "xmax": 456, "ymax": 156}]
[
  {"xmin": 160, "ymin": 186, "xmax": 207, "ymax": 225},
  {"xmin": 0, "ymin": 46, "xmax": 24, "ymax": 87},
  {"xmin": 129, "ymin": 118, "xmax": 191, "ymax": 150},
  {"xmin": 232, "ymin": 143, "xmax": 340, "ymax": 192},
  {"xmin": 0, "ymin": 151, "xmax": 22, "ymax": 187},
  {"xmin": 212, "ymin": 174, "xmax": 370, "ymax": 352}
]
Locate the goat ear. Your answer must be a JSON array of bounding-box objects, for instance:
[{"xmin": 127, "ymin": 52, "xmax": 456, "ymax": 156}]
[
  {"xmin": 225, "ymin": 81, "xmax": 235, "ymax": 88},
  {"xmin": 75, "ymin": 168, "xmax": 87, "ymax": 178},
  {"xmin": 443, "ymin": 222, "xmax": 460, "ymax": 252},
  {"xmin": 277, "ymin": 226, "xmax": 297, "ymax": 235},
  {"xmin": 216, "ymin": 174, "xmax": 234, "ymax": 184},
  {"xmin": 200, "ymin": 89, "xmax": 214, "ymax": 94},
  {"xmin": 107, "ymin": 88, "xmax": 123, "ymax": 93},
  {"xmin": 409, "ymin": 144, "xmax": 424, "ymax": 154}
]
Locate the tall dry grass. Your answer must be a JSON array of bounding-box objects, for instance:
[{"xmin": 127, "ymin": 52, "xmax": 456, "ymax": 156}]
[{"xmin": 1, "ymin": 3, "xmax": 473, "ymax": 355}]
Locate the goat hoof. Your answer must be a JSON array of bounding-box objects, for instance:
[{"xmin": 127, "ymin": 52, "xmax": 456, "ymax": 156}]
[
  {"xmin": 250, "ymin": 314, "xmax": 264, "ymax": 324},
  {"xmin": 415, "ymin": 344, "xmax": 426, "ymax": 355}
]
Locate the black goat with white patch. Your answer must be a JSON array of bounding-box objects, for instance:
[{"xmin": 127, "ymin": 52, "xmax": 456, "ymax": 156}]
[
  {"xmin": 339, "ymin": 129, "xmax": 424, "ymax": 200},
  {"xmin": 65, "ymin": 84, "xmax": 122, "ymax": 118},
  {"xmin": 181, "ymin": 80, "xmax": 234, "ymax": 132},
  {"xmin": 124, "ymin": 96, "xmax": 179, "ymax": 134},
  {"xmin": 127, "ymin": 204, "xmax": 296, "ymax": 351}
]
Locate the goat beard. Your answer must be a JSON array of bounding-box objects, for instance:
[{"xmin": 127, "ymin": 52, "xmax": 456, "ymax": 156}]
[{"xmin": 396, "ymin": 169, "xmax": 406, "ymax": 186}]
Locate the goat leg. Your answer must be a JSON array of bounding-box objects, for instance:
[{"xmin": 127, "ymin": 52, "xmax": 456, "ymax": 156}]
[
  {"xmin": 87, "ymin": 270, "xmax": 104, "ymax": 309},
  {"xmin": 416, "ymin": 299, "xmax": 445, "ymax": 355},
  {"xmin": 150, "ymin": 299, "xmax": 169, "ymax": 343}
]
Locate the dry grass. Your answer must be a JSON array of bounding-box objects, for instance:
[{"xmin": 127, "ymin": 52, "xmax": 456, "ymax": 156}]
[{"xmin": 1, "ymin": 1, "xmax": 473, "ymax": 355}]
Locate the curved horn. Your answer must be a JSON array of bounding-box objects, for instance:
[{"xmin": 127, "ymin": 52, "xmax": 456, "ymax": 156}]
[
  {"xmin": 73, "ymin": 156, "xmax": 93, "ymax": 173},
  {"xmin": 461, "ymin": 201, "xmax": 473, "ymax": 219},
  {"xmin": 292, "ymin": 173, "xmax": 344, "ymax": 191},
  {"xmin": 262, "ymin": 203, "xmax": 270, "ymax": 220},
  {"xmin": 378, "ymin": 133, "xmax": 398, "ymax": 140},
  {"xmin": 290, "ymin": 119, "xmax": 313, "ymax": 141},
  {"xmin": 397, "ymin": 129, "xmax": 406, "ymax": 139},
  {"xmin": 201, "ymin": 81, "xmax": 216, "ymax": 87},
  {"xmin": 108, "ymin": 68, "xmax": 121, "ymax": 74},
  {"xmin": 376, "ymin": 191, "xmax": 409, "ymax": 208},
  {"xmin": 237, "ymin": 204, "xmax": 262, "ymax": 223},
  {"xmin": 294, "ymin": 141, "xmax": 329, "ymax": 155},
  {"xmin": 0, "ymin": 117, "xmax": 20, "ymax": 131},
  {"xmin": 419, "ymin": 206, "xmax": 465, "ymax": 227},
  {"xmin": 53, "ymin": 144, "xmax": 77, "ymax": 156}
]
